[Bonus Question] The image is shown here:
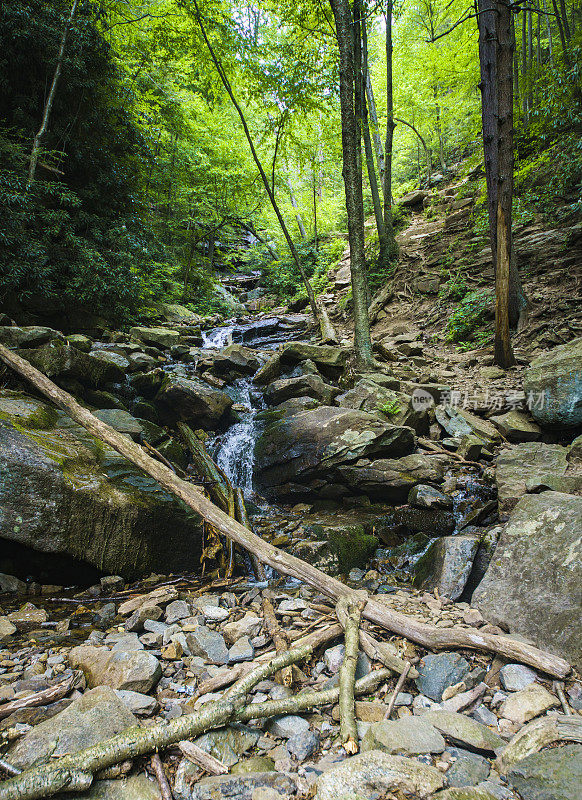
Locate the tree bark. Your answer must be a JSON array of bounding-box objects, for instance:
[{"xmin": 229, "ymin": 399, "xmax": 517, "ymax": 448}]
[
  {"xmin": 384, "ymin": 0, "xmax": 396, "ymax": 253},
  {"xmin": 191, "ymin": 0, "xmax": 336, "ymax": 343},
  {"xmin": 27, "ymin": 0, "xmax": 78, "ymax": 189},
  {"xmin": 329, "ymin": 0, "xmax": 374, "ymax": 365},
  {"xmin": 543, "ymin": 0, "xmax": 554, "ymax": 64},
  {"xmin": 337, "ymin": 597, "xmax": 364, "ymax": 753},
  {"xmin": 0, "ymin": 344, "xmax": 571, "ymax": 680},
  {"xmin": 495, "ymin": 0, "xmax": 517, "ymax": 367},
  {"xmin": 365, "ymin": 72, "xmax": 385, "ymax": 188}
]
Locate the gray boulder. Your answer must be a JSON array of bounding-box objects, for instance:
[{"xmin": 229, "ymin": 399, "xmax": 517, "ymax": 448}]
[
  {"xmin": 413, "ymin": 535, "xmax": 480, "ymax": 600},
  {"xmin": 0, "ymin": 325, "xmax": 61, "ymax": 349},
  {"xmin": 506, "ymin": 744, "xmax": 582, "ymax": 800},
  {"xmin": 473, "ymin": 491, "xmax": 582, "ymax": 667},
  {"xmin": 280, "ymin": 342, "xmax": 348, "ymax": 369},
  {"xmin": 523, "ymin": 337, "xmax": 582, "ymax": 427},
  {"xmin": 174, "ymin": 766, "xmax": 295, "ymax": 800},
  {"xmin": 155, "ymin": 374, "xmax": 232, "ymax": 427},
  {"xmin": 495, "ymin": 442, "xmax": 575, "ymax": 514},
  {"xmin": 338, "ymin": 453, "xmax": 452, "ymax": 502},
  {"xmin": 265, "ymin": 374, "xmax": 338, "ymax": 405},
  {"xmin": 254, "ymin": 406, "xmax": 415, "ymax": 497},
  {"xmin": 0, "ymin": 391, "xmax": 203, "ymax": 578},
  {"xmin": 336, "ymin": 378, "xmax": 429, "ymax": 434},
  {"xmin": 129, "ymin": 326, "xmax": 181, "ymax": 349},
  {"xmin": 212, "ymin": 344, "xmax": 262, "ymax": 376},
  {"xmin": 68, "ymin": 645, "xmax": 161, "ymax": 692},
  {"xmin": 489, "ymin": 410, "xmax": 541, "ymax": 442},
  {"xmin": 415, "ymin": 653, "xmax": 470, "ymax": 702},
  {"xmin": 18, "ymin": 342, "xmax": 127, "ymax": 386}
]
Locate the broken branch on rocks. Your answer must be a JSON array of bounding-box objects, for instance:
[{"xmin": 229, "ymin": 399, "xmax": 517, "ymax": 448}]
[
  {"xmin": 0, "ymin": 344, "xmax": 571, "ymax": 680},
  {"xmin": 337, "ymin": 596, "xmax": 365, "ymax": 754},
  {"xmin": 0, "ymin": 673, "xmax": 80, "ymax": 721}
]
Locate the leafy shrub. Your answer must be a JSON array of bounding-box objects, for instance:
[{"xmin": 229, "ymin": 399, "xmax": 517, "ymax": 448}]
[{"xmin": 445, "ymin": 289, "xmax": 493, "ymax": 343}]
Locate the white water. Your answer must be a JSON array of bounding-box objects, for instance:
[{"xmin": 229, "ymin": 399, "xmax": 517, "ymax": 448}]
[
  {"xmin": 215, "ymin": 378, "xmax": 260, "ymax": 495},
  {"xmin": 201, "ymin": 325, "xmax": 235, "ymax": 349}
]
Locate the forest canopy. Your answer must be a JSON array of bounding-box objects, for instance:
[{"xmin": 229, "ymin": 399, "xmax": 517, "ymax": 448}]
[{"xmin": 1, "ymin": 0, "xmax": 580, "ymax": 325}]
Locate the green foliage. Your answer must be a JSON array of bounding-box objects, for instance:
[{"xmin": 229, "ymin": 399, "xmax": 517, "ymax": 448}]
[
  {"xmin": 445, "ymin": 289, "xmax": 493, "ymax": 344},
  {"xmin": 379, "ymin": 397, "xmax": 401, "ymax": 416}
]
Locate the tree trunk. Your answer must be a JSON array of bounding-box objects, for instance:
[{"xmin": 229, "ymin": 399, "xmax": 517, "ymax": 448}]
[
  {"xmin": 191, "ymin": 0, "xmax": 337, "ymax": 343},
  {"xmin": 27, "ymin": 0, "xmax": 78, "ymax": 189},
  {"xmin": 384, "ymin": 0, "xmax": 396, "ymax": 253},
  {"xmin": 495, "ymin": 0, "xmax": 517, "ymax": 367},
  {"xmin": 543, "ymin": 0, "xmax": 554, "ymax": 64},
  {"xmin": 286, "ymin": 176, "xmax": 308, "ymax": 240},
  {"xmin": 552, "ymin": 0, "xmax": 571, "ymax": 65},
  {"xmin": 394, "ymin": 117, "xmax": 431, "ymax": 184},
  {"xmin": 329, "ymin": 0, "xmax": 374, "ymax": 365},
  {"xmin": 0, "ymin": 343, "xmax": 571, "ymax": 682},
  {"xmin": 365, "ymin": 72, "xmax": 385, "ymax": 189}
]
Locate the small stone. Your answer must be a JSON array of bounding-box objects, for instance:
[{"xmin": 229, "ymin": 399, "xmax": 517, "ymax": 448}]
[
  {"xmin": 471, "ymin": 705, "xmax": 498, "ymax": 727},
  {"xmin": 165, "ymin": 600, "xmax": 191, "ymax": 624},
  {"xmin": 100, "ymin": 575, "xmax": 124, "ymax": 592},
  {"xmin": 499, "ymin": 684, "xmax": 559, "ymax": 725},
  {"xmin": 68, "ymin": 645, "xmax": 161, "ymax": 693},
  {"xmin": 287, "ymin": 730, "xmax": 320, "ymax": 760},
  {"xmin": 228, "ymin": 636, "xmax": 254, "ymax": 663},
  {"xmin": 0, "ymin": 617, "xmax": 17, "ymax": 641},
  {"xmin": 174, "ymin": 765, "xmax": 295, "ymax": 800},
  {"xmin": 277, "ymin": 598, "xmax": 308, "ymax": 613},
  {"xmin": 7, "ymin": 605, "xmax": 48, "ymax": 631},
  {"xmin": 409, "ymin": 484, "xmax": 453, "ymax": 509},
  {"xmin": 415, "ymin": 652, "xmax": 470, "ymax": 702},
  {"xmin": 268, "ymin": 714, "xmax": 310, "ymax": 739},
  {"xmin": 499, "ymin": 664, "xmax": 538, "ymax": 692},
  {"xmin": 114, "ymin": 689, "xmax": 159, "ymax": 716},
  {"xmin": 124, "ymin": 604, "xmax": 163, "ymax": 633},
  {"xmin": 422, "ymin": 710, "xmax": 505, "ymax": 752},
  {"xmin": 222, "ymin": 614, "xmax": 262, "ymax": 645},
  {"xmin": 230, "ymin": 756, "xmax": 276, "ymax": 774},
  {"xmin": 362, "ymin": 716, "xmax": 445, "ymax": 756},
  {"xmin": 185, "ymin": 626, "xmax": 228, "ymax": 665},
  {"xmin": 202, "ymin": 606, "xmax": 229, "ymax": 622},
  {"xmin": 193, "ymin": 724, "xmax": 259, "ymax": 767},
  {"xmin": 446, "ymin": 747, "xmax": 491, "ymax": 787}
]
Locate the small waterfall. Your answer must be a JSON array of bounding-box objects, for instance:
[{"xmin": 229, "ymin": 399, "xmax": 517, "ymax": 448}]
[
  {"xmin": 201, "ymin": 325, "xmax": 235, "ymax": 349},
  {"xmin": 214, "ymin": 378, "xmax": 261, "ymax": 496}
]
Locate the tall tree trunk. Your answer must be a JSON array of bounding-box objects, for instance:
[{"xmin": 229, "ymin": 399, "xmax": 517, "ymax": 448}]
[
  {"xmin": 287, "ymin": 176, "xmax": 308, "ymax": 240},
  {"xmin": 552, "ymin": 0, "xmax": 571, "ymax": 65},
  {"xmin": 495, "ymin": 0, "xmax": 517, "ymax": 367},
  {"xmin": 27, "ymin": 0, "xmax": 78, "ymax": 189},
  {"xmin": 365, "ymin": 72, "xmax": 385, "ymax": 189},
  {"xmin": 329, "ymin": 0, "xmax": 374, "ymax": 365},
  {"xmin": 522, "ymin": 11, "xmax": 529, "ymax": 124},
  {"xmin": 191, "ymin": 0, "xmax": 336, "ymax": 342},
  {"xmin": 383, "ymin": 0, "xmax": 397, "ymax": 258},
  {"xmin": 527, "ymin": 7, "xmax": 534, "ymax": 110},
  {"xmin": 543, "ymin": 0, "xmax": 554, "ymax": 64},
  {"xmin": 558, "ymin": 0, "xmax": 571, "ymax": 39}
]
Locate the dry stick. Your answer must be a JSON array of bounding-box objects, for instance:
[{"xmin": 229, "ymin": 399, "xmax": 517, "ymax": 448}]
[
  {"xmin": 383, "ymin": 660, "xmax": 413, "ymax": 719},
  {"xmin": 358, "ymin": 629, "xmax": 418, "ymax": 678},
  {"xmin": 149, "ymin": 754, "xmax": 173, "ymax": 800},
  {"xmin": 177, "ymin": 741, "xmax": 228, "ymax": 776},
  {"xmin": 0, "ymin": 645, "xmax": 312, "ymax": 800},
  {"xmin": 553, "ymin": 681, "xmax": 572, "ymax": 715},
  {"xmin": 0, "ymin": 673, "xmax": 79, "ymax": 720},
  {"xmin": 337, "ymin": 596, "xmax": 365, "ymax": 754},
  {"xmin": 0, "ymin": 761, "xmax": 20, "ymax": 778},
  {"xmin": 0, "ymin": 344, "xmax": 571, "ymax": 681}
]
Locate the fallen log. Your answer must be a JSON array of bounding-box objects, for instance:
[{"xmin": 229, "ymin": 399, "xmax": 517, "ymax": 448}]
[
  {"xmin": 0, "ymin": 344, "xmax": 570, "ymax": 679},
  {"xmin": 0, "ymin": 673, "xmax": 80, "ymax": 721},
  {"xmin": 337, "ymin": 597, "xmax": 364, "ymax": 754},
  {"xmin": 0, "ymin": 645, "xmax": 312, "ymax": 800},
  {"xmin": 177, "ymin": 741, "xmax": 228, "ymax": 775}
]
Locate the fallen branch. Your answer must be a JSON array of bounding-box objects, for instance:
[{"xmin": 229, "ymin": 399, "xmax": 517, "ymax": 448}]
[
  {"xmin": 149, "ymin": 753, "xmax": 173, "ymax": 800},
  {"xmin": 0, "ymin": 646, "xmax": 312, "ymax": 800},
  {"xmin": 384, "ymin": 660, "xmax": 413, "ymax": 719},
  {"xmin": 177, "ymin": 741, "xmax": 228, "ymax": 775},
  {"xmin": 358, "ymin": 629, "xmax": 418, "ymax": 678},
  {"xmin": 337, "ymin": 596, "xmax": 365, "ymax": 754},
  {"xmin": 496, "ymin": 713, "xmax": 582, "ymax": 773},
  {"xmin": 0, "ymin": 344, "xmax": 570, "ymax": 680},
  {"xmin": 0, "ymin": 673, "xmax": 80, "ymax": 720}
]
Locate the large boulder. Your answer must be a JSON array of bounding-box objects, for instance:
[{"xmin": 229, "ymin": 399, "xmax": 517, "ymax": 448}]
[
  {"xmin": 0, "ymin": 325, "xmax": 61, "ymax": 348},
  {"xmin": 524, "ymin": 337, "xmax": 582, "ymax": 427},
  {"xmin": 414, "ymin": 536, "xmax": 481, "ymax": 600},
  {"xmin": 280, "ymin": 342, "xmax": 348, "ymax": 369},
  {"xmin": 495, "ymin": 442, "xmax": 581, "ymax": 514},
  {"xmin": 254, "ymin": 406, "xmax": 415, "ymax": 497},
  {"xmin": 18, "ymin": 342, "xmax": 127, "ymax": 386},
  {"xmin": 129, "ymin": 326, "xmax": 181, "ymax": 349},
  {"xmin": 264, "ymin": 374, "xmax": 338, "ymax": 405},
  {"xmin": 212, "ymin": 344, "xmax": 262, "ymax": 376},
  {"xmin": 0, "ymin": 391, "xmax": 203, "ymax": 578},
  {"xmin": 155, "ymin": 374, "xmax": 232, "ymax": 427},
  {"xmin": 336, "ymin": 379, "xmax": 429, "ymax": 434},
  {"xmin": 338, "ymin": 453, "xmax": 452, "ymax": 502},
  {"xmin": 473, "ymin": 491, "xmax": 582, "ymax": 666}
]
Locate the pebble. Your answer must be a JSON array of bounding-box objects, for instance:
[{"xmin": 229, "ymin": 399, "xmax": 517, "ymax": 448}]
[
  {"xmin": 268, "ymin": 714, "xmax": 310, "ymax": 739},
  {"xmin": 499, "ymin": 663, "xmax": 538, "ymax": 692},
  {"xmin": 500, "ymin": 684, "xmax": 560, "ymax": 725},
  {"xmin": 287, "ymin": 730, "xmax": 320, "ymax": 760},
  {"xmin": 228, "ymin": 636, "xmax": 255, "ymax": 663}
]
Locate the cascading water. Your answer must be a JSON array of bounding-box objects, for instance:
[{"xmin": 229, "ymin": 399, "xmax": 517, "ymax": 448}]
[
  {"xmin": 214, "ymin": 378, "xmax": 263, "ymax": 497},
  {"xmin": 201, "ymin": 325, "xmax": 235, "ymax": 349}
]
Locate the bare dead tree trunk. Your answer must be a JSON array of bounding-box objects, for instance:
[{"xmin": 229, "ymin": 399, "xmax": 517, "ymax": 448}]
[
  {"xmin": 27, "ymin": 0, "xmax": 78, "ymax": 189},
  {"xmin": 364, "ymin": 72, "xmax": 385, "ymax": 188},
  {"xmin": 286, "ymin": 175, "xmax": 308, "ymax": 240}
]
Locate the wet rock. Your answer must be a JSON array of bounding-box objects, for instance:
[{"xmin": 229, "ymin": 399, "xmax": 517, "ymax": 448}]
[
  {"xmin": 473, "ymin": 491, "xmax": 582, "ymax": 666},
  {"xmin": 499, "ymin": 684, "xmax": 559, "ymax": 724},
  {"xmin": 265, "ymin": 374, "xmax": 338, "ymax": 405},
  {"xmin": 69, "ymin": 645, "xmax": 161, "ymax": 692},
  {"xmin": 155, "ymin": 374, "xmax": 232, "ymax": 428},
  {"xmin": 339, "ymin": 453, "xmax": 452, "ymax": 502},
  {"xmin": 7, "ymin": 604, "xmax": 48, "ymax": 631},
  {"xmin": 186, "ymin": 626, "xmax": 228, "ymax": 665},
  {"xmin": 524, "ymin": 337, "xmax": 582, "ymax": 427},
  {"xmin": 336, "ymin": 379, "xmax": 429, "ymax": 435},
  {"xmin": 490, "ymin": 411, "xmax": 541, "ymax": 442},
  {"xmin": 361, "ymin": 716, "xmax": 446, "ymax": 755},
  {"xmin": 495, "ymin": 442, "xmax": 572, "ymax": 513},
  {"xmin": 129, "ymin": 326, "xmax": 180, "ymax": 349},
  {"xmin": 0, "ymin": 573, "xmax": 26, "ymax": 594},
  {"xmin": 314, "ymin": 750, "xmax": 445, "ymax": 800},
  {"xmin": 0, "ymin": 392, "xmax": 203, "ymax": 578},
  {"xmin": 506, "ymin": 743, "xmax": 582, "ymax": 800},
  {"xmin": 392, "ymin": 505, "xmax": 456, "ymax": 535},
  {"xmin": 413, "ymin": 535, "xmax": 480, "ymax": 600},
  {"xmin": 280, "ymin": 342, "xmax": 348, "ymax": 369},
  {"xmin": 499, "ymin": 664, "xmax": 538, "ymax": 692},
  {"xmin": 7, "ymin": 686, "xmax": 137, "ymax": 768},
  {"xmin": 422, "ymin": 710, "xmax": 505, "ymax": 752},
  {"xmin": 193, "ymin": 724, "xmax": 259, "ymax": 767},
  {"xmin": 0, "ymin": 325, "xmax": 61, "ymax": 349},
  {"xmin": 268, "ymin": 714, "xmax": 310, "ymax": 738},
  {"xmin": 228, "ymin": 636, "xmax": 254, "ymax": 663},
  {"xmin": 0, "ymin": 616, "xmax": 17, "ymax": 640},
  {"xmin": 287, "ymin": 729, "xmax": 319, "ymax": 760},
  {"xmin": 115, "ymin": 689, "xmax": 159, "ymax": 716},
  {"xmin": 446, "ymin": 747, "xmax": 491, "ymax": 787},
  {"xmin": 433, "ymin": 789, "xmax": 501, "ymax": 800},
  {"xmin": 92, "ymin": 409, "xmax": 144, "ymax": 440},
  {"xmin": 19, "ymin": 342, "xmax": 127, "ymax": 386},
  {"xmin": 119, "ymin": 586, "xmax": 178, "ymax": 615},
  {"xmin": 73, "ymin": 774, "xmax": 162, "ymax": 799},
  {"xmin": 212, "ymin": 344, "xmax": 262, "ymax": 375},
  {"xmin": 415, "ymin": 653, "xmax": 470, "ymax": 702},
  {"xmin": 101, "ymin": 575, "xmax": 124, "ymax": 592},
  {"xmin": 255, "ymin": 406, "xmax": 415, "ymax": 497},
  {"xmin": 409, "ymin": 484, "xmax": 453, "ymax": 509},
  {"xmin": 174, "ymin": 766, "xmax": 296, "ymax": 800}
]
